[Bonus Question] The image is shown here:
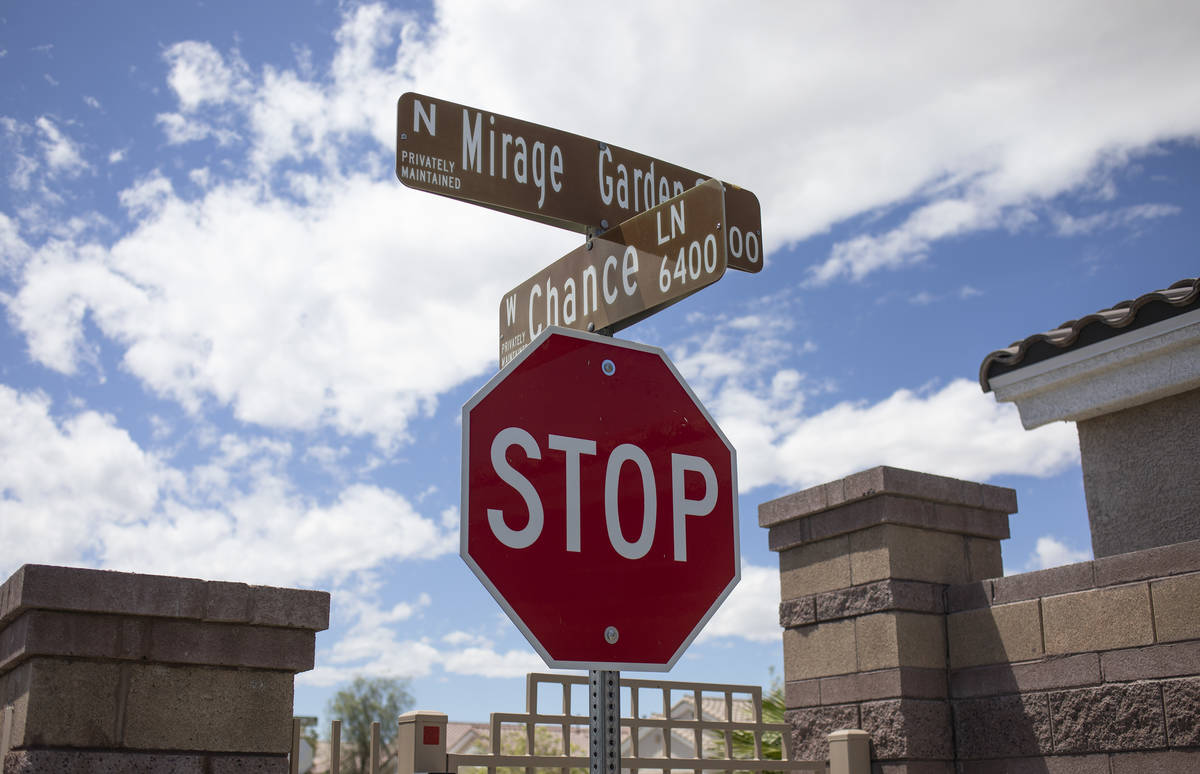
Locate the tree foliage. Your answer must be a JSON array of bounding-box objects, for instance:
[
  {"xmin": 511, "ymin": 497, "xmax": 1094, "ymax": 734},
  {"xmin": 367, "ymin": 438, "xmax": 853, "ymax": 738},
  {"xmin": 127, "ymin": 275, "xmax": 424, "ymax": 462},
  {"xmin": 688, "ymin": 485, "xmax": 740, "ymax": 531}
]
[
  {"xmin": 326, "ymin": 676, "xmax": 416, "ymax": 774},
  {"xmin": 729, "ymin": 684, "xmax": 784, "ymax": 761},
  {"xmin": 705, "ymin": 683, "xmax": 785, "ymax": 774}
]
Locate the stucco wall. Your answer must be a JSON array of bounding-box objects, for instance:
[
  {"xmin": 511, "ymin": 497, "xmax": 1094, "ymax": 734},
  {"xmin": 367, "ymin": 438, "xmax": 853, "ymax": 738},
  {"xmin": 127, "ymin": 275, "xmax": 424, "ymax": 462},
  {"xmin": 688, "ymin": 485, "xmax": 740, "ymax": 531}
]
[{"xmin": 1077, "ymin": 386, "xmax": 1200, "ymax": 557}]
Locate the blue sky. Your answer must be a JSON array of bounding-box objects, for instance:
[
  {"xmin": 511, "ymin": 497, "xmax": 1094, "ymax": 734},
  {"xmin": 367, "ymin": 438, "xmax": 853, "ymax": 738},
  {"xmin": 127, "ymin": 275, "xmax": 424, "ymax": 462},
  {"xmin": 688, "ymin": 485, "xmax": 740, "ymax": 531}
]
[{"xmin": 2, "ymin": 1, "xmax": 1197, "ymax": 724}]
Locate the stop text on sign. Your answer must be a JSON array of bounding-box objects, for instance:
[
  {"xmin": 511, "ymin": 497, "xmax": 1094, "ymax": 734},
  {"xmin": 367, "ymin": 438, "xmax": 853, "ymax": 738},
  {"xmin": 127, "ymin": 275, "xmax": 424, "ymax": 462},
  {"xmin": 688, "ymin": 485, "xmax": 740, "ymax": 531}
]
[{"xmin": 486, "ymin": 427, "xmax": 719, "ymax": 562}]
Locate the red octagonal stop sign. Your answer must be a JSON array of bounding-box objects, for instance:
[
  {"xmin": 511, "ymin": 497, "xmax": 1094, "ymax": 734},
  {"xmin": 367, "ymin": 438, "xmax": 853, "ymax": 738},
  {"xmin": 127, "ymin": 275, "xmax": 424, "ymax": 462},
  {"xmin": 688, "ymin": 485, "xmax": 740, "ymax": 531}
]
[{"xmin": 461, "ymin": 327, "xmax": 739, "ymax": 671}]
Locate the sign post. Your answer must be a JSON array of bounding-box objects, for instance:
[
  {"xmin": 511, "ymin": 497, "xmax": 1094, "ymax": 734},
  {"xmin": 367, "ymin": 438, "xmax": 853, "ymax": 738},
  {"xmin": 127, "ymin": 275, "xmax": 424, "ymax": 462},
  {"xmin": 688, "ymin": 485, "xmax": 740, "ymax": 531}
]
[
  {"xmin": 397, "ymin": 92, "xmax": 763, "ymax": 273},
  {"xmin": 398, "ymin": 92, "xmax": 757, "ymax": 774},
  {"xmin": 589, "ymin": 669, "xmax": 619, "ymax": 774}
]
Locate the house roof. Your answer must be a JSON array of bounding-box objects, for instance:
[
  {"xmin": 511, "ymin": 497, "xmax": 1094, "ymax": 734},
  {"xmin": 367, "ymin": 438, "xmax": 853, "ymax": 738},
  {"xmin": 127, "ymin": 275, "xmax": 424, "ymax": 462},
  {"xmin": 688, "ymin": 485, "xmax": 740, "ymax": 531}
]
[{"xmin": 979, "ymin": 277, "xmax": 1200, "ymax": 392}]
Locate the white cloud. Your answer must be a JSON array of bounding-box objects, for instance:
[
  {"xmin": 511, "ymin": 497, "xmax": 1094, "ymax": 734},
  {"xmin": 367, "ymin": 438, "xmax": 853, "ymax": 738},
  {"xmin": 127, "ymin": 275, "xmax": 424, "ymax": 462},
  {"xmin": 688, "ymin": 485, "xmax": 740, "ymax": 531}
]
[
  {"xmin": 763, "ymin": 380, "xmax": 1078, "ymax": 491},
  {"xmin": 0, "ymin": 212, "xmax": 33, "ymax": 271},
  {"xmin": 0, "ymin": 384, "xmax": 456, "ymax": 586},
  {"xmin": 0, "ymin": 385, "xmax": 173, "ymax": 570},
  {"xmin": 35, "ymin": 116, "xmax": 89, "ymax": 177},
  {"xmin": 10, "ymin": 1, "xmax": 1200, "ymax": 448},
  {"xmin": 672, "ymin": 317, "xmax": 1080, "ymax": 493},
  {"xmin": 810, "ymin": 198, "xmax": 989, "ymax": 285},
  {"xmin": 163, "ymin": 41, "xmax": 244, "ymax": 111},
  {"xmin": 698, "ymin": 561, "xmax": 779, "ymax": 644},
  {"xmin": 302, "ymin": 621, "xmax": 545, "ymax": 685},
  {"xmin": 442, "ymin": 631, "xmax": 486, "ymax": 647},
  {"xmin": 9, "ymin": 167, "xmax": 571, "ymax": 446},
  {"xmin": 305, "ymin": 639, "xmax": 445, "ymax": 686},
  {"xmin": 439, "ymin": 646, "xmax": 546, "ymax": 679},
  {"xmin": 156, "ymin": 112, "xmax": 239, "ymax": 146},
  {"xmin": 1024, "ymin": 536, "xmax": 1092, "ymax": 571},
  {"xmin": 144, "ymin": 2, "xmax": 1200, "ymax": 258},
  {"xmin": 1051, "ymin": 202, "xmax": 1181, "ymax": 236}
]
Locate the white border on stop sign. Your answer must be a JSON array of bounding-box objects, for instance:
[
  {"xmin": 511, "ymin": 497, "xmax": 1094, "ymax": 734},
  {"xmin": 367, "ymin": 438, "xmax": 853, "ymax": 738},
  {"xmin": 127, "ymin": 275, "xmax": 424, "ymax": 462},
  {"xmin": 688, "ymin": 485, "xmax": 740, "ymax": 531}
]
[{"xmin": 459, "ymin": 325, "xmax": 741, "ymax": 672}]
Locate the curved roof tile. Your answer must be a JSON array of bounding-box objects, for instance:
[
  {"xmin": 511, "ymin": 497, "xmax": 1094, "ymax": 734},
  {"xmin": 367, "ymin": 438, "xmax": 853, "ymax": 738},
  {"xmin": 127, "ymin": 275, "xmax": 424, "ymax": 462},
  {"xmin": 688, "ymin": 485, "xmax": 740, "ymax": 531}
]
[{"xmin": 980, "ymin": 277, "xmax": 1200, "ymax": 392}]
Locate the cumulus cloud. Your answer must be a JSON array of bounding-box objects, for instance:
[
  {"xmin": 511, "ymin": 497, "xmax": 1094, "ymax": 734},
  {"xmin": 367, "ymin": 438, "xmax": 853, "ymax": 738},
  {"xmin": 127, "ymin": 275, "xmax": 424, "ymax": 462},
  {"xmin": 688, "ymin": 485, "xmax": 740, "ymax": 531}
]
[
  {"xmin": 671, "ymin": 315, "xmax": 1080, "ymax": 493},
  {"xmin": 8, "ymin": 1, "xmax": 1200, "ymax": 446},
  {"xmin": 0, "ymin": 384, "xmax": 456, "ymax": 585},
  {"xmin": 163, "ymin": 41, "xmax": 245, "ymax": 111},
  {"xmin": 760, "ymin": 379, "xmax": 1078, "ymax": 491},
  {"xmin": 8, "ymin": 171, "xmax": 571, "ymax": 445},
  {"xmin": 698, "ymin": 561, "xmax": 780, "ymax": 644},
  {"xmin": 0, "ymin": 386, "xmax": 172, "ymax": 569},
  {"xmin": 35, "ymin": 116, "xmax": 89, "ymax": 177},
  {"xmin": 1024, "ymin": 536, "xmax": 1092, "ymax": 572},
  {"xmin": 302, "ymin": 620, "xmax": 545, "ymax": 686}
]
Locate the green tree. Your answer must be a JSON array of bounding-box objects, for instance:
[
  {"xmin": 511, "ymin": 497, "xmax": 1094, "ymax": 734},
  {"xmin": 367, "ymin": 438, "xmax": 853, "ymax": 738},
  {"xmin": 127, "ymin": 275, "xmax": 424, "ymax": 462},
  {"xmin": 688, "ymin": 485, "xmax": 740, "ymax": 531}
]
[
  {"xmin": 327, "ymin": 676, "xmax": 416, "ymax": 774},
  {"xmin": 706, "ymin": 683, "xmax": 785, "ymax": 774}
]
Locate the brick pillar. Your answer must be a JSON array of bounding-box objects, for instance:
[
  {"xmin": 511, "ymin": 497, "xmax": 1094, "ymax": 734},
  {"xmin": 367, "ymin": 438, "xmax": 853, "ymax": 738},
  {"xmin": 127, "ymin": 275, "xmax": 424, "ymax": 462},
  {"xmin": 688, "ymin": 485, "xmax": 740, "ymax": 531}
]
[
  {"xmin": 0, "ymin": 564, "xmax": 329, "ymax": 773},
  {"xmin": 759, "ymin": 467, "xmax": 1016, "ymax": 774}
]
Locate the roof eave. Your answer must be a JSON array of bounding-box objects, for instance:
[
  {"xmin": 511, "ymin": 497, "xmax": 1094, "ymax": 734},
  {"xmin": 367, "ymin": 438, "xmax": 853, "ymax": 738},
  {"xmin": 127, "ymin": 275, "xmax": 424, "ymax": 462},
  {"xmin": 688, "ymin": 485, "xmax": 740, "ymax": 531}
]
[{"xmin": 987, "ymin": 307, "xmax": 1200, "ymax": 428}]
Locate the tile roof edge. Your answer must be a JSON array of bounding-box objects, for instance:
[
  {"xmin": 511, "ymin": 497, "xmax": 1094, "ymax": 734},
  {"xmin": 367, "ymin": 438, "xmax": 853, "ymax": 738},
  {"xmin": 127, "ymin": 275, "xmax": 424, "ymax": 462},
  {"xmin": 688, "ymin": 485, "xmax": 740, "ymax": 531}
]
[{"xmin": 980, "ymin": 277, "xmax": 1199, "ymax": 392}]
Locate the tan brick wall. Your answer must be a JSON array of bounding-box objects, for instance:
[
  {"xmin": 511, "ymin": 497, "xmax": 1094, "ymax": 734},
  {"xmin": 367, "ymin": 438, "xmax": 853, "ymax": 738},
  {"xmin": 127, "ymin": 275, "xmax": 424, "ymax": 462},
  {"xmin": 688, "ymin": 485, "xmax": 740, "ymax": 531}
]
[
  {"xmin": 783, "ymin": 619, "xmax": 856, "ymax": 680},
  {"xmin": 948, "ymin": 600, "xmax": 1044, "ymax": 669},
  {"xmin": 768, "ymin": 467, "xmax": 1200, "ymax": 772},
  {"xmin": 1042, "ymin": 583, "xmax": 1154, "ymax": 655},
  {"xmin": 1152, "ymin": 572, "xmax": 1200, "ymax": 643},
  {"xmin": 2, "ymin": 657, "xmax": 293, "ymax": 753},
  {"xmin": 855, "ymin": 612, "xmax": 945, "ymax": 671},
  {"xmin": 965, "ymin": 537, "xmax": 1004, "ymax": 581},
  {"xmin": 945, "ymin": 543, "xmax": 1200, "ymax": 767},
  {"xmin": 779, "ymin": 535, "xmax": 851, "ymax": 598},
  {"xmin": 0, "ymin": 564, "xmax": 327, "ymax": 764},
  {"xmin": 849, "ymin": 524, "xmax": 972, "ymax": 586}
]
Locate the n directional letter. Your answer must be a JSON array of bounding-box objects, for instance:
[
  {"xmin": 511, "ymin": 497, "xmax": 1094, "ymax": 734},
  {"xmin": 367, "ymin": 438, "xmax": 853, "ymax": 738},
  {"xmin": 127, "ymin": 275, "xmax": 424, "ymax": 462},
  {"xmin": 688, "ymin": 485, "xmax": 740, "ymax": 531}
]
[{"xmin": 414, "ymin": 100, "xmax": 436, "ymax": 135}]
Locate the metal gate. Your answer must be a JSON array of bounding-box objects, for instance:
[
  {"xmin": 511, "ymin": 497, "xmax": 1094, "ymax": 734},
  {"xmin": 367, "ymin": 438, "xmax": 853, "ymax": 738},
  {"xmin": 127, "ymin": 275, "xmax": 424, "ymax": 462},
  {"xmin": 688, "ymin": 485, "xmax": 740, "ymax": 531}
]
[{"xmin": 293, "ymin": 673, "xmax": 869, "ymax": 774}]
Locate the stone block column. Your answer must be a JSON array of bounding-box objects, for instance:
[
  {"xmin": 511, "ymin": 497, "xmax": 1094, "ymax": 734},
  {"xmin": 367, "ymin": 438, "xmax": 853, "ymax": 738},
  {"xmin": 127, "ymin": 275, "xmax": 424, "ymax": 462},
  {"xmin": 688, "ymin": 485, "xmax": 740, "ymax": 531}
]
[
  {"xmin": 0, "ymin": 564, "xmax": 330, "ymax": 773},
  {"xmin": 759, "ymin": 467, "xmax": 1016, "ymax": 774}
]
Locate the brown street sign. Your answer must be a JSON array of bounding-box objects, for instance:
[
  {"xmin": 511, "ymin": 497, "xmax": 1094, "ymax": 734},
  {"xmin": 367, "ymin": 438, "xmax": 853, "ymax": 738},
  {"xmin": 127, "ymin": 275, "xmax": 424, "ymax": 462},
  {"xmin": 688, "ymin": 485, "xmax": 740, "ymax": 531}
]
[
  {"xmin": 498, "ymin": 179, "xmax": 727, "ymax": 367},
  {"xmin": 397, "ymin": 92, "xmax": 762, "ymax": 273}
]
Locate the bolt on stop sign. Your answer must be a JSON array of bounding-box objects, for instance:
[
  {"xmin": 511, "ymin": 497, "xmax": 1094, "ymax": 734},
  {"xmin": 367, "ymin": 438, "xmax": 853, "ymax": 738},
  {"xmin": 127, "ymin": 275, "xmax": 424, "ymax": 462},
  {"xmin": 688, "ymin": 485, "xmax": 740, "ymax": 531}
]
[{"xmin": 461, "ymin": 327, "xmax": 739, "ymax": 671}]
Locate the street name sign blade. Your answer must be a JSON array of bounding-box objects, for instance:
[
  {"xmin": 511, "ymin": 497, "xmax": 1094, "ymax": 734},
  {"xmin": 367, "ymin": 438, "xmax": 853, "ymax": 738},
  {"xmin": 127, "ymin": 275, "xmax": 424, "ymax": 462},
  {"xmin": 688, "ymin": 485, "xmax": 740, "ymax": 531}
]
[
  {"xmin": 397, "ymin": 92, "xmax": 763, "ymax": 273},
  {"xmin": 462, "ymin": 327, "xmax": 740, "ymax": 671},
  {"xmin": 498, "ymin": 179, "xmax": 727, "ymax": 368}
]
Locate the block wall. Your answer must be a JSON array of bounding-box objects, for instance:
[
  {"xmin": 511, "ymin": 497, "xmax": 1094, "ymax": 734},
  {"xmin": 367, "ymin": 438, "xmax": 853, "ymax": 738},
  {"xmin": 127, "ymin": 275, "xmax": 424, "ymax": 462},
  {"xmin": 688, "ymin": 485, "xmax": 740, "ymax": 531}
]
[
  {"xmin": 0, "ymin": 564, "xmax": 329, "ymax": 773},
  {"xmin": 947, "ymin": 539, "xmax": 1200, "ymax": 773},
  {"xmin": 762, "ymin": 467, "xmax": 1200, "ymax": 774}
]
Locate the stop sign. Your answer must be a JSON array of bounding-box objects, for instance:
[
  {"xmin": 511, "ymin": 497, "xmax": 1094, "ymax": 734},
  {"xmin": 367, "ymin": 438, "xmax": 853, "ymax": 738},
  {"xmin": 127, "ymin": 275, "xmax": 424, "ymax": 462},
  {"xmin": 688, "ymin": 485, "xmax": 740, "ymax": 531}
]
[{"xmin": 461, "ymin": 327, "xmax": 739, "ymax": 671}]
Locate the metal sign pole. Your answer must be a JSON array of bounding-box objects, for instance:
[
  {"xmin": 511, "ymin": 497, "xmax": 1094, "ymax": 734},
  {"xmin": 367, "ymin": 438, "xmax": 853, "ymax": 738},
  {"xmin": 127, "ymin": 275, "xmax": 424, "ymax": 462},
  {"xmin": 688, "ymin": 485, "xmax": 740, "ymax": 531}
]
[{"xmin": 589, "ymin": 669, "xmax": 619, "ymax": 774}]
